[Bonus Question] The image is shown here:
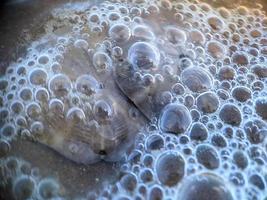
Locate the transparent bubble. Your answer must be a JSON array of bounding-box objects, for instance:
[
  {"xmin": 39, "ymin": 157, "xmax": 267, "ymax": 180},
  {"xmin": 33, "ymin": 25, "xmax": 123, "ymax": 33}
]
[
  {"xmin": 249, "ymin": 174, "xmax": 265, "ymax": 190},
  {"xmin": 196, "ymin": 144, "xmax": 220, "ymax": 169},
  {"xmin": 19, "ymin": 87, "xmax": 33, "ymax": 101},
  {"xmin": 231, "ymin": 86, "xmax": 251, "ymax": 102},
  {"xmin": 28, "ymin": 68, "xmax": 48, "ymax": 85},
  {"xmin": 251, "ymin": 65, "xmax": 267, "ymax": 78},
  {"xmin": 189, "ymin": 122, "xmax": 208, "ymax": 141},
  {"xmin": 109, "ymin": 23, "xmax": 131, "ymax": 43},
  {"xmin": 12, "ymin": 176, "xmax": 35, "ymax": 200},
  {"xmin": 66, "ymin": 107, "xmax": 86, "ymax": 124},
  {"xmin": 255, "ymin": 97, "xmax": 267, "ymax": 120},
  {"xmin": 48, "ymin": 98, "xmax": 64, "ymax": 113},
  {"xmin": 30, "ymin": 121, "xmax": 44, "ymax": 136},
  {"xmin": 155, "ymin": 151, "xmax": 185, "ymax": 186},
  {"xmin": 211, "ymin": 134, "xmax": 227, "ymax": 148},
  {"xmin": 159, "ymin": 103, "xmax": 192, "ymax": 134},
  {"xmin": 1, "ymin": 124, "xmax": 16, "ymax": 139},
  {"xmin": 132, "ymin": 25, "xmax": 155, "ymax": 41},
  {"xmin": 232, "ymin": 52, "xmax": 249, "ymax": 66},
  {"xmin": 120, "ymin": 173, "xmax": 137, "ymax": 192},
  {"xmin": 38, "ymin": 55, "xmax": 50, "ymax": 65},
  {"xmin": 145, "ymin": 134, "xmax": 164, "ymax": 151},
  {"xmin": 93, "ymin": 52, "xmax": 112, "ymax": 72},
  {"xmin": 148, "ymin": 185, "xmax": 164, "ymax": 200},
  {"xmin": 207, "ymin": 16, "xmax": 224, "ymax": 30},
  {"xmin": 11, "ymin": 100, "xmax": 24, "ymax": 114},
  {"xmin": 26, "ymin": 102, "xmax": 42, "ymax": 119},
  {"xmin": 48, "ymin": 74, "xmax": 72, "ymax": 97},
  {"xmin": 38, "ymin": 178, "xmax": 60, "ymax": 199},
  {"xmin": 207, "ymin": 41, "xmax": 225, "ymax": 59},
  {"xmin": 218, "ymin": 7, "xmax": 230, "ymax": 18},
  {"xmin": 128, "ymin": 42, "xmax": 160, "ymax": 70},
  {"xmin": 233, "ymin": 151, "xmax": 248, "ymax": 169},
  {"xmin": 218, "ymin": 66, "xmax": 236, "ymax": 81},
  {"xmin": 93, "ymin": 100, "xmax": 113, "ymax": 122},
  {"xmin": 196, "ymin": 92, "xmax": 219, "ymax": 113},
  {"xmin": 75, "ymin": 74, "xmax": 100, "ymax": 96},
  {"xmin": 244, "ymin": 119, "xmax": 267, "ymax": 144},
  {"xmin": 0, "ymin": 78, "xmax": 8, "ymax": 91},
  {"xmin": 35, "ymin": 87, "xmax": 50, "ymax": 103},
  {"xmin": 219, "ymin": 103, "xmax": 242, "ymax": 126},
  {"xmin": 165, "ymin": 27, "xmax": 186, "ymax": 45},
  {"xmin": 0, "ymin": 139, "xmax": 11, "ymax": 157},
  {"xmin": 177, "ymin": 173, "xmax": 233, "ymax": 200},
  {"xmin": 181, "ymin": 67, "xmax": 213, "ymax": 93}
]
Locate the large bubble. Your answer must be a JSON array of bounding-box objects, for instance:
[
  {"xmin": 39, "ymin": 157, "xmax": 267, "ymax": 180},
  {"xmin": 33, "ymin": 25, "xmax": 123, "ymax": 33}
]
[
  {"xmin": 128, "ymin": 42, "xmax": 160, "ymax": 70},
  {"xmin": 177, "ymin": 173, "xmax": 234, "ymax": 200}
]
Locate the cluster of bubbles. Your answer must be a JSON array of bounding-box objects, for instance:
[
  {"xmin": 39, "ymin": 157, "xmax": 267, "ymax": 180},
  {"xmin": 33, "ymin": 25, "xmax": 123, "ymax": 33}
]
[
  {"xmin": 0, "ymin": 157, "xmax": 62, "ymax": 200},
  {"xmin": 1, "ymin": 0, "xmax": 267, "ymax": 199}
]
